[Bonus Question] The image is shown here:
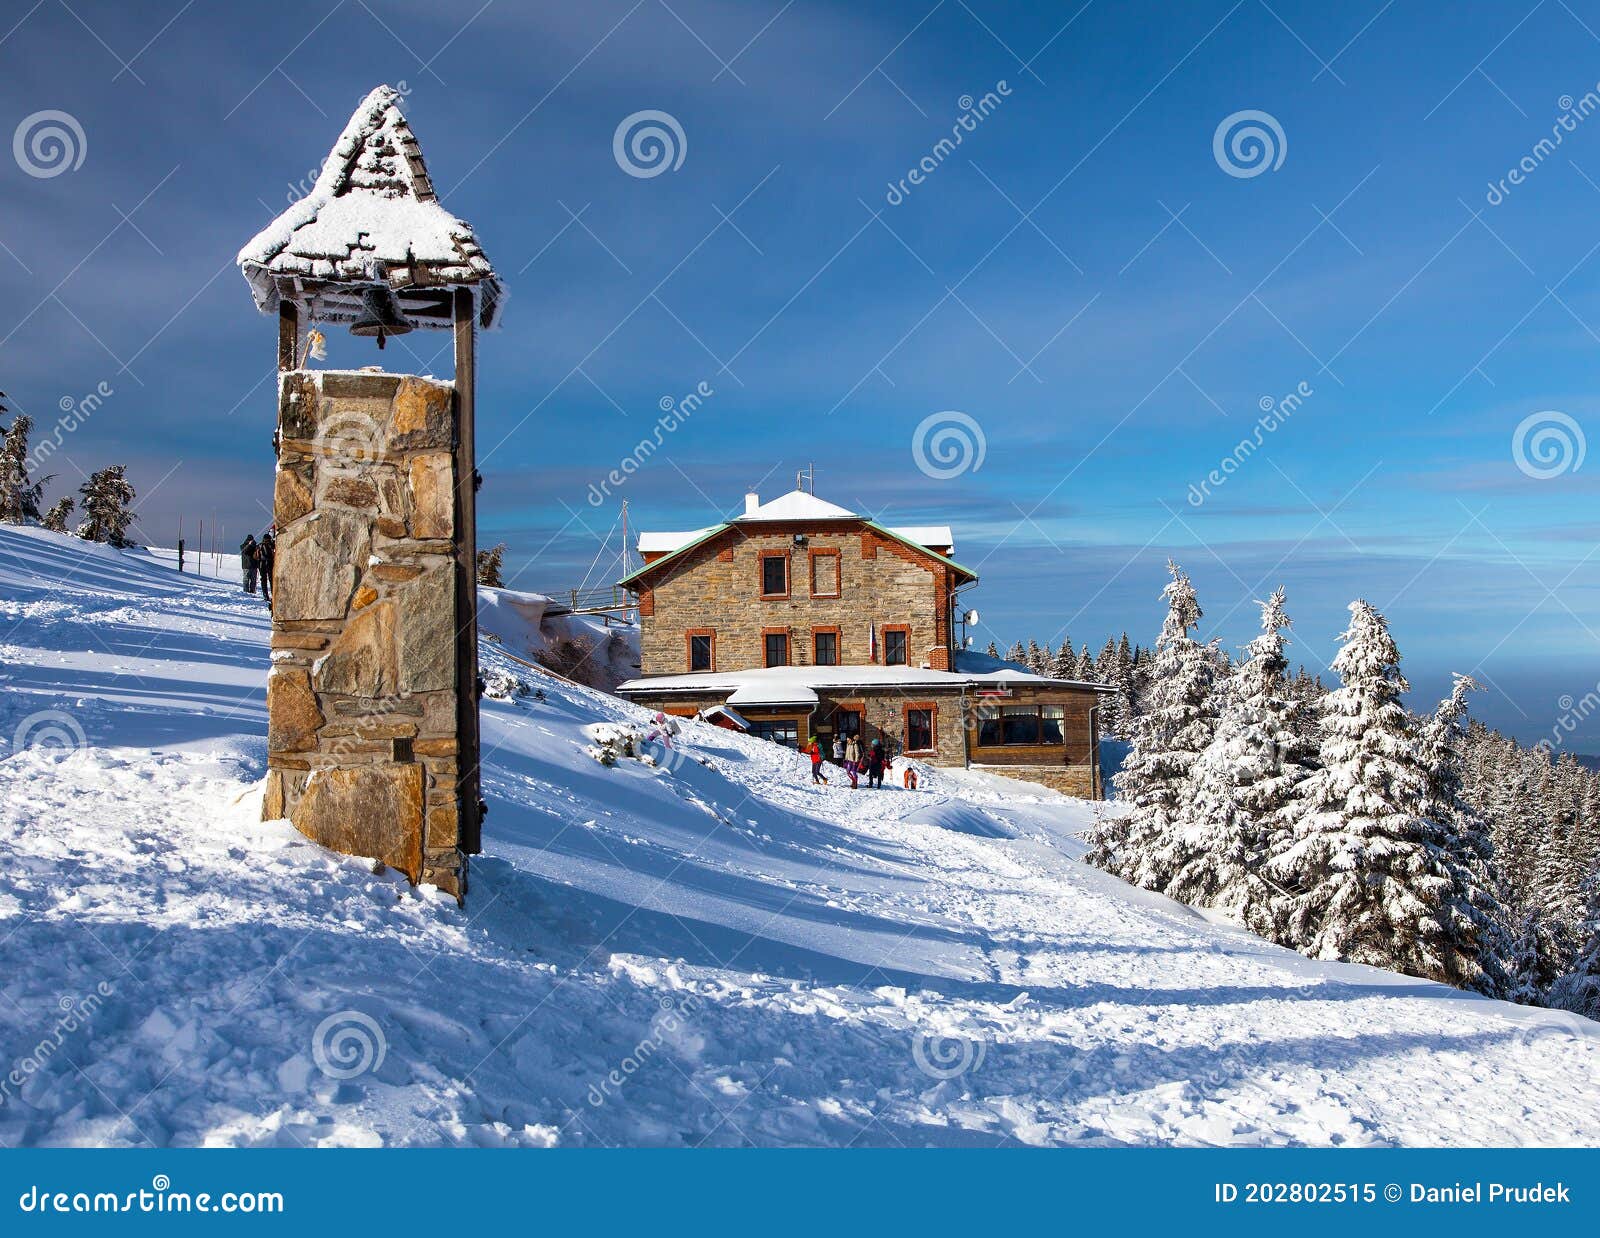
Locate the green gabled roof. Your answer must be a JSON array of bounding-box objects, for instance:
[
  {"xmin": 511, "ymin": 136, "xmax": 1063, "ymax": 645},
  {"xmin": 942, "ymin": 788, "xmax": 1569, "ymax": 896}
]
[{"xmin": 618, "ymin": 518, "xmax": 978, "ymax": 589}]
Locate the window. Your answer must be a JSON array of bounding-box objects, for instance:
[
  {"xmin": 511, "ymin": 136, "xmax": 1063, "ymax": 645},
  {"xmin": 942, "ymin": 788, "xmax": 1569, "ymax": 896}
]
[
  {"xmin": 810, "ymin": 550, "xmax": 840, "ymax": 598},
  {"xmin": 905, "ymin": 706, "xmax": 934, "ymax": 753},
  {"xmin": 687, "ymin": 631, "xmax": 714, "ymax": 672},
  {"xmin": 813, "ymin": 630, "xmax": 839, "ymax": 666},
  {"xmin": 1001, "ymin": 705, "xmax": 1040, "ymax": 745},
  {"xmin": 834, "ymin": 708, "xmax": 863, "ymax": 738},
  {"xmin": 764, "ymin": 631, "xmax": 790, "ymax": 667},
  {"xmin": 759, "ymin": 552, "xmax": 789, "ymax": 598},
  {"xmin": 974, "ymin": 703, "xmax": 1070, "ymax": 747},
  {"xmin": 750, "ymin": 720, "xmax": 799, "ymax": 748},
  {"xmin": 884, "ymin": 628, "xmax": 908, "ymax": 666}
]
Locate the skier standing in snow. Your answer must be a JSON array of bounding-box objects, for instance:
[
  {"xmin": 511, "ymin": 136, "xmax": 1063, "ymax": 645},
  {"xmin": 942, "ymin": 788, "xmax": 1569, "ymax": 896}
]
[
  {"xmin": 257, "ymin": 528, "xmax": 276, "ymax": 605},
  {"xmin": 866, "ymin": 738, "xmax": 887, "ymax": 789},
  {"xmin": 806, "ymin": 737, "xmax": 829, "ymax": 785},
  {"xmin": 240, "ymin": 534, "xmax": 258, "ymax": 595}
]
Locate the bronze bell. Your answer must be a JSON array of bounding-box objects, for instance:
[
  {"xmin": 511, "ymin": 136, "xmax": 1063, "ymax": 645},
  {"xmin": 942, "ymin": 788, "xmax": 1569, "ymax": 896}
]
[{"xmin": 349, "ymin": 269, "xmax": 413, "ymax": 348}]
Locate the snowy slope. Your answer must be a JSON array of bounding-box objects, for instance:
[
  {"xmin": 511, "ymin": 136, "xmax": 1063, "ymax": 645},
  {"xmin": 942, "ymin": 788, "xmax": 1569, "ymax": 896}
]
[{"xmin": 2, "ymin": 524, "xmax": 1599, "ymax": 1148}]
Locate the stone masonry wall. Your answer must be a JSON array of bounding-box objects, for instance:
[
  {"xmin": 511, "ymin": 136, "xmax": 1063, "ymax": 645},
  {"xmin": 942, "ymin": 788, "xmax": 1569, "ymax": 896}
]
[
  {"xmin": 639, "ymin": 525, "xmax": 953, "ymax": 676},
  {"xmin": 262, "ymin": 369, "xmax": 468, "ymax": 898}
]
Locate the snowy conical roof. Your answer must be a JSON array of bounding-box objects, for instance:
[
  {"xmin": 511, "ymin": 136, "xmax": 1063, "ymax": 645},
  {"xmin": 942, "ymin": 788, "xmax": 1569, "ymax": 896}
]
[{"xmin": 237, "ymin": 85, "xmax": 503, "ymax": 330}]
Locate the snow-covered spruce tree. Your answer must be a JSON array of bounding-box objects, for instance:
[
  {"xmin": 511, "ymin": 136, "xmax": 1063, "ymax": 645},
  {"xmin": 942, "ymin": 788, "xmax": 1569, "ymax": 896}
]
[
  {"xmin": 1265, "ymin": 601, "xmax": 1501, "ymax": 990},
  {"xmin": 476, "ymin": 542, "xmax": 506, "ymax": 587},
  {"xmin": 1413, "ymin": 674, "xmax": 1514, "ymax": 995},
  {"xmin": 40, "ymin": 495, "xmax": 73, "ymax": 533},
  {"xmin": 1506, "ymin": 910, "xmax": 1550, "ymax": 1005},
  {"xmin": 1165, "ymin": 588, "xmax": 1313, "ymax": 929},
  {"xmin": 1074, "ymin": 643, "xmax": 1095, "ymax": 681},
  {"xmin": 1005, "ymin": 640, "xmax": 1026, "ymax": 665},
  {"xmin": 1050, "ymin": 637, "xmax": 1075, "ymax": 679},
  {"xmin": 1026, "ymin": 639, "xmax": 1049, "ymax": 676},
  {"xmin": 76, "ymin": 465, "xmax": 136, "ymax": 547},
  {"xmin": 1086, "ymin": 561, "xmax": 1216, "ymax": 890},
  {"xmin": 0, "ymin": 414, "xmax": 49, "ymax": 524},
  {"xmin": 1551, "ymin": 875, "xmax": 1600, "ymax": 1018},
  {"xmin": 985, "ymin": 639, "xmax": 1000, "ymax": 658}
]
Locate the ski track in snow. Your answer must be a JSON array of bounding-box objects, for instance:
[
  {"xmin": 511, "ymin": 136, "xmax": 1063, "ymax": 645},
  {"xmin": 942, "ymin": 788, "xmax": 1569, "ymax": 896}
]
[{"xmin": 1, "ymin": 525, "xmax": 1598, "ymax": 1148}]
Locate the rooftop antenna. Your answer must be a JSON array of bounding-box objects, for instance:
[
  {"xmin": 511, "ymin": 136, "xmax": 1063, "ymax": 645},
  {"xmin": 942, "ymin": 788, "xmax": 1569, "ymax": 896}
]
[{"xmin": 797, "ymin": 463, "xmax": 814, "ymax": 494}]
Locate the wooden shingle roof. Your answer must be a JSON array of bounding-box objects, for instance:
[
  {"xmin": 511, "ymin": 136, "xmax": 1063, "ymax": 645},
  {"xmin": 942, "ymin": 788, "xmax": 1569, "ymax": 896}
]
[{"xmin": 237, "ymin": 85, "xmax": 503, "ymax": 330}]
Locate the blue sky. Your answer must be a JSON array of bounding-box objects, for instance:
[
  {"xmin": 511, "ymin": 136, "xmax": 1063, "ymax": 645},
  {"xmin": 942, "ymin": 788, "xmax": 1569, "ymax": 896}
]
[{"xmin": 2, "ymin": 0, "xmax": 1599, "ymax": 749}]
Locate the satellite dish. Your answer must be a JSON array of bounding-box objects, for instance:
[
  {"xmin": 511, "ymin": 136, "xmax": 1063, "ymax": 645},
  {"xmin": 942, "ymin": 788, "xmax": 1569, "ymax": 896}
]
[
  {"xmin": 964, "ymin": 635, "xmax": 975, "ymax": 648},
  {"xmin": 964, "ymin": 609, "xmax": 980, "ymax": 626}
]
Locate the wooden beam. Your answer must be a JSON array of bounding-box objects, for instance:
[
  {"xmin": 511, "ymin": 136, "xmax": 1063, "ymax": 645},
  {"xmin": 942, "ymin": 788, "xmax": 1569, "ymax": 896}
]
[
  {"xmin": 452, "ymin": 287, "xmax": 483, "ymax": 858},
  {"xmin": 277, "ymin": 301, "xmax": 299, "ymax": 371}
]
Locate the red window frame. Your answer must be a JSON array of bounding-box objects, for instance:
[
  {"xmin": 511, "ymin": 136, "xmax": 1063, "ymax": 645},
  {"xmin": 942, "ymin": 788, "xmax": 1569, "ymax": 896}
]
[
  {"xmin": 758, "ymin": 551, "xmax": 790, "ymax": 599},
  {"xmin": 809, "ymin": 548, "xmax": 841, "ymax": 599},
  {"xmin": 903, "ymin": 701, "xmax": 936, "ymax": 754},
  {"xmin": 685, "ymin": 628, "xmax": 716, "ymax": 672}
]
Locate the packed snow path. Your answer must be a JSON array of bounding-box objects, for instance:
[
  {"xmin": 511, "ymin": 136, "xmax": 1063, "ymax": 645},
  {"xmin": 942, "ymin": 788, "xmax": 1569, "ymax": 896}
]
[{"xmin": 1, "ymin": 525, "xmax": 1597, "ymax": 1147}]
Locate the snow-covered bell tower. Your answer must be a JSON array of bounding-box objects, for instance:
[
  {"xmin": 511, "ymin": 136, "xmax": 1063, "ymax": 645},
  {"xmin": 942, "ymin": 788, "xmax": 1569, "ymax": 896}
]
[{"xmin": 236, "ymin": 85, "xmax": 503, "ymax": 901}]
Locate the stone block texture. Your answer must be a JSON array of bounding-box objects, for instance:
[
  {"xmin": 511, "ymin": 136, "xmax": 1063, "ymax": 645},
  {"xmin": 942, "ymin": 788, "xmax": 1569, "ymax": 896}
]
[
  {"xmin": 638, "ymin": 525, "xmax": 957, "ymax": 675},
  {"xmin": 264, "ymin": 369, "xmax": 471, "ymax": 898}
]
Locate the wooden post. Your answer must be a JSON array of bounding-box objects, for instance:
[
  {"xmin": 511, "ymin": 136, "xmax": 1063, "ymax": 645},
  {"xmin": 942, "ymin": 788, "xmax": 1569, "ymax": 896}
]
[
  {"xmin": 277, "ymin": 301, "xmax": 299, "ymax": 372},
  {"xmin": 452, "ymin": 288, "xmax": 482, "ymax": 856}
]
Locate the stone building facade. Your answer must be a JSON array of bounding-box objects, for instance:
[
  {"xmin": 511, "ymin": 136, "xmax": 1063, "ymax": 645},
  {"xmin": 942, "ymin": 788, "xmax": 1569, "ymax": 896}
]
[{"xmin": 262, "ymin": 369, "xmax": 469, "ymax": 896}]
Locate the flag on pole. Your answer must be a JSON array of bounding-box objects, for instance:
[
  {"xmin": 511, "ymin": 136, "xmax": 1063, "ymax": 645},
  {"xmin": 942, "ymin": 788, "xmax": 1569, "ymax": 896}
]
[{"xmin": 870, "ymin": 621, "xmax": 878, "ymax": 663}]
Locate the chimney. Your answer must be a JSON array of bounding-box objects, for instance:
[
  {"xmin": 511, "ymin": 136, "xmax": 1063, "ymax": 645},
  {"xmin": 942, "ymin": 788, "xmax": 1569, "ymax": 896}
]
[{"xmin": 744, "ymin": 490, "xmax": 760, "ymax": 516}]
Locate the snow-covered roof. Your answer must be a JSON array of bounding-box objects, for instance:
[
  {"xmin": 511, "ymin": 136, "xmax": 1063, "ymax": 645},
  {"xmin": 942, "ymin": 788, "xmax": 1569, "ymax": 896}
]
[
  {"xmin": 638, "ymin": 527, "xmax": 718, "ymax": 555},
  {"xmin": 887, "ymin": 525, "xmax": 954, "ymax": 552},
  {"xmin": 727, "ymin": 681, "xmax": 820, "ymax": 707},
  {"xmin": 696, "ymin": 703, "xmax": 751, "ymax": 729},
  {"xmin": 738, "ymin": 490, "xmax": 857, "ymax": 522},
  {"xmin": 617, "ymin": 664, "xmax": 1109, "ymax": 696},
  {"xmin": 237, "ymin": 85, "xmax": 503, "ymax": 331}
]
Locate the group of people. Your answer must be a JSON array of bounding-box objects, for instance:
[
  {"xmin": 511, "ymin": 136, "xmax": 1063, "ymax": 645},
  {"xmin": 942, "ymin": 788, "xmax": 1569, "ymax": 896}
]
[
  {"xmin": 239, "ymin": 529, "xmax": 277, "ymax": 603},
  {"xmin": 804, "ymin": 733, "xmax": 918, "ymax": 791}
]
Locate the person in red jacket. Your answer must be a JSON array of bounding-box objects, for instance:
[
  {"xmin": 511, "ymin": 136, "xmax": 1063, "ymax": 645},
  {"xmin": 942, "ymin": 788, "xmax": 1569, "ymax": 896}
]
[{"xmin": 806, "ymin": 737, "xmax": 829, "ymax": 785}]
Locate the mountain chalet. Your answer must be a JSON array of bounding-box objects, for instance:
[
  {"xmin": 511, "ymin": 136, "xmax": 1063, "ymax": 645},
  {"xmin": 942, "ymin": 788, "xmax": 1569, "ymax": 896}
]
[{"xmin": 614, "ymin": 488, "xmax": 1106, "ymax": 797}]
